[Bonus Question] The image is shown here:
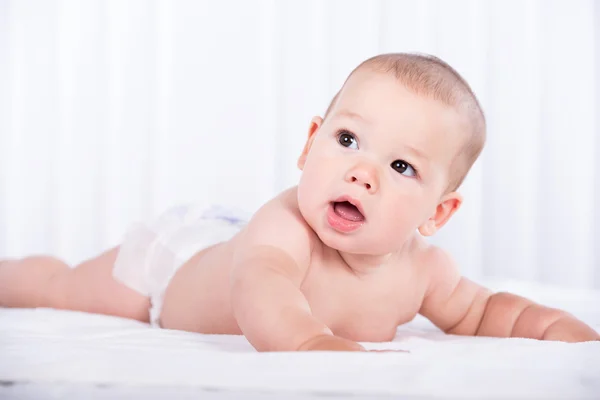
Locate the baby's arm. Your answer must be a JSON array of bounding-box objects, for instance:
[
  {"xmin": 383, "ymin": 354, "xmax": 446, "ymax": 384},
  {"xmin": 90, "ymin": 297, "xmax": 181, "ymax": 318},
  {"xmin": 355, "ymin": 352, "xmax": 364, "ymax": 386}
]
[
  {"xmin": 419, "ymin": 248, "xmax": 599, "ymax": 342},
  {"xmin": 230, "ymin": 197, "xmax": 364, "ymax": 352}
]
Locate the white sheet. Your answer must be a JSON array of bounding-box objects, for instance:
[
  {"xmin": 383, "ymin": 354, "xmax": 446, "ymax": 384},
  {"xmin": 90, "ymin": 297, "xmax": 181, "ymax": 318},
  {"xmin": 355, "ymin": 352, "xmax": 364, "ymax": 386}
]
[{"xmin": 1, "ymin": 279, "xmax": 599, "ymax": 399}]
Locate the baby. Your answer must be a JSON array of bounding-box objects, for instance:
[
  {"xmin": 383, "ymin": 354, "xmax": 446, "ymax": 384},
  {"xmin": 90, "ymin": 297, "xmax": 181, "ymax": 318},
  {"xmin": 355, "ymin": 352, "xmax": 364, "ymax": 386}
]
[{"xmin": 1, "ymin": 53, "xmax": 598, "ymax": 351}]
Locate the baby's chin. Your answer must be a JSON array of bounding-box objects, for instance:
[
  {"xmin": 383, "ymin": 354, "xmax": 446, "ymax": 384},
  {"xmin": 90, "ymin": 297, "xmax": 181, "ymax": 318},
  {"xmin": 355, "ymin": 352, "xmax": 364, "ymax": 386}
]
[{"xmin": 314, "ymin": 227, "xmax": 393, "ymax": 256}]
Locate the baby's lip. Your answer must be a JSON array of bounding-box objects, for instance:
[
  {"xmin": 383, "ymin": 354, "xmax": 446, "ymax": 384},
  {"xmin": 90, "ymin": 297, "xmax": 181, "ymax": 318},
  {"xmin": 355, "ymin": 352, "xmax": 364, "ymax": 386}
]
[{"xmin": 331, "ymin": 195, "xmax": 366, "ymax": 220}]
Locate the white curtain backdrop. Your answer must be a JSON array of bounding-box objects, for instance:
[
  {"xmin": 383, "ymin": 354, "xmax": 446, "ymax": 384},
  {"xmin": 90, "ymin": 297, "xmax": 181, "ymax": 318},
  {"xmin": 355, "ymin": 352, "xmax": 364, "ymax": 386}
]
[{"xmin": 1, "ymin": 0, "xmax": 599, "ymax": 288}]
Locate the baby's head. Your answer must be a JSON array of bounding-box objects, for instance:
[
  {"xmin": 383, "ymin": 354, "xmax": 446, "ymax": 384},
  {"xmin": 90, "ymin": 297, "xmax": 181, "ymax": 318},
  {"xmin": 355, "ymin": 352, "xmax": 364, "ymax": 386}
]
[{"xmin": 297, "ymin": 53, "xmax": 486, "ymax": 256}]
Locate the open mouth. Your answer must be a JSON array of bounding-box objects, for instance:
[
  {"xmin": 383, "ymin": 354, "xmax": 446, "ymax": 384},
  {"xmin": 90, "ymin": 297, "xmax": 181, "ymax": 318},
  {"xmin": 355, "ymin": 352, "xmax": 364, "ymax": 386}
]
[{"xmin": 332, "ymin": 201, "xmax": 365, "ymax": 222}]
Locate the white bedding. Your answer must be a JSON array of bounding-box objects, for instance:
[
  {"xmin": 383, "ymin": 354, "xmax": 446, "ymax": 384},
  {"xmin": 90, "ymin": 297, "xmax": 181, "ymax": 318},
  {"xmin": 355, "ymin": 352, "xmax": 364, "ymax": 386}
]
[{"xmin": 1, "ymin": 279, "xmax": 599, "ymax": 399}]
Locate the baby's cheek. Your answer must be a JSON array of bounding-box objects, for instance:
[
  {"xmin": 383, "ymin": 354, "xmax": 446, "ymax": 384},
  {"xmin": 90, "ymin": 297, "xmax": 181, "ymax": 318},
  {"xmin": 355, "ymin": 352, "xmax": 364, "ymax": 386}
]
[
  {"xmin": 375, "ymin": 211, "xmax": 405, "ymax": 238},
  {"xmin": 382, "ymin": 199, "xmax": 421, "ymax": 235},
  {"xmin": 296, "ymin": 179, "xmax": 314, "ymax": 214}
]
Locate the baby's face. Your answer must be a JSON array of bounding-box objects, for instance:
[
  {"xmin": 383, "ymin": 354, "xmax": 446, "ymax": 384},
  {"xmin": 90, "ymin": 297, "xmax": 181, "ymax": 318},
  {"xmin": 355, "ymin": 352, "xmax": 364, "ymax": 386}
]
[{"xmin": 297, "ymin": 69, "xmax": 466, "ymax": 256}]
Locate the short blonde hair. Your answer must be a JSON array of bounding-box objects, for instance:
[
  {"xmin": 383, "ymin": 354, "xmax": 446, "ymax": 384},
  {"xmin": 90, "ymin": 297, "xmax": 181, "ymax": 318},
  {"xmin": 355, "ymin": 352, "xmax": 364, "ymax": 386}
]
[{"xmin": 324, "ymin": 53, "xmax": 486, "ymax": 192}]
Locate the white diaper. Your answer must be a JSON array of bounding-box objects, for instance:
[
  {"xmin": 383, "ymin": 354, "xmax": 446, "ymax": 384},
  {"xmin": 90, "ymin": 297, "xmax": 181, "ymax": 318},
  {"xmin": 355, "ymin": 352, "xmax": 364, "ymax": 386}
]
[{"xmin": 112, "ymin": 204, "xmax": 249, "ymax": 327}]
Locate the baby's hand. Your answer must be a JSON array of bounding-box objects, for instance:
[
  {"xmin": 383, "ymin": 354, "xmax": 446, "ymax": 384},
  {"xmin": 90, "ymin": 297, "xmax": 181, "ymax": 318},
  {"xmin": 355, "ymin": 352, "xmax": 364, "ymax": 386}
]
[
  {"xmin": 297, "ymin": 334, "xmax": 366, "ymax": 351},
  {"xmin": 542, "ymin": 315, "xmax": 600, "ymax": 342}
]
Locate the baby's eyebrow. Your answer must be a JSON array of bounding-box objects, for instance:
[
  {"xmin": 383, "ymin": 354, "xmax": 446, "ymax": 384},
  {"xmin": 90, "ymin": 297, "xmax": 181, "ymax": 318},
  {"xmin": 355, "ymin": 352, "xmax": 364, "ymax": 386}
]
[
  {"xmin": 334, "ymin": 110, "xmax": 370, "ymax": 124},
  {"xmin": 400, "ymin": 145, "xmax": 429, "ymax": 162}
]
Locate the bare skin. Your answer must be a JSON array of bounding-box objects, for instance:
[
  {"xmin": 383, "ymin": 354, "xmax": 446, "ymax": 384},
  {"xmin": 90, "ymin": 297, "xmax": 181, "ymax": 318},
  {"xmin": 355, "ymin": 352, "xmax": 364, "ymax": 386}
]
[
  {"xmin": 162, "ymin": 188, "xmax": 427, "ymax": 346},
  {"xmin": 1, "ymin": 68, "xmax": 598, "ymax": 351}
]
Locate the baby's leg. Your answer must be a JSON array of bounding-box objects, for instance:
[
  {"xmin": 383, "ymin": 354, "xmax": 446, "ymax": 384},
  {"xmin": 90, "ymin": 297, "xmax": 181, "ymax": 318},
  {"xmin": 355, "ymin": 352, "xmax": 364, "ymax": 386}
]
[{"xmin": 0, "ymin": 247, "xmax": 150, "ymax": 322}]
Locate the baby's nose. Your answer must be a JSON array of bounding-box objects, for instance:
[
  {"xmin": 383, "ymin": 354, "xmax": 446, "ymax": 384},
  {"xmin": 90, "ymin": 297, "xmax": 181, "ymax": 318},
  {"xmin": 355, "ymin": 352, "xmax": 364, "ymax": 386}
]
[{"xmin": 345, "ymin": 164, "xmax": 379, "ymax": 193}]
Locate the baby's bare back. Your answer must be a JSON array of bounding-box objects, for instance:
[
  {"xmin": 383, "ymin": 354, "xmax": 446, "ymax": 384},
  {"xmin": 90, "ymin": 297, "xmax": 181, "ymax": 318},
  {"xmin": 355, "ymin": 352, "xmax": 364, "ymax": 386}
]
[{"xmin": 159, "ymin": 201, "xmax": 429, "ymax": 342}]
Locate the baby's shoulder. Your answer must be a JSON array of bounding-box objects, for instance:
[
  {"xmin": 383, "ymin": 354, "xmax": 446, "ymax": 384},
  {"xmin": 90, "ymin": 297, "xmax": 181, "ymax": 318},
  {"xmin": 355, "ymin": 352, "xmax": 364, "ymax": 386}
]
[
  {"xmin": 408, "ymin": 235, "xmax": 458, "ymax": 280},
  {"xmin": 247, "ymin": 186, "xmax": 310, "ymax": 232},
  {"xmin": 234, "ymin": 187, "xmax": 319, "ymax": 268},
  {"xmin": 404, "ymin": 237, "xmax": 464, "ymax": 301}
]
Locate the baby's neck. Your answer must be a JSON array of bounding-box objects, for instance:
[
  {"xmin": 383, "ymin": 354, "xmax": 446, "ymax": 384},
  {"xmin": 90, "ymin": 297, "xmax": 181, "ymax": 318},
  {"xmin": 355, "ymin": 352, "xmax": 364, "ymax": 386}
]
[
  {"xmin": 336, "ymin": 235, "xmax": 416, "ymax": 276},
  {"xmin": 337, "ymin": 249, "xmax": 406, "ymax": 277}
]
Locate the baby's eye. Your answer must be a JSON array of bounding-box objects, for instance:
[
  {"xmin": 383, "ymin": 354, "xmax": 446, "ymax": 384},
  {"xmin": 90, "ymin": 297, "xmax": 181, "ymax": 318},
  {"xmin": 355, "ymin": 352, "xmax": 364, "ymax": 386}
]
[
  {"xmin": 391, "ymin": 160, "xmax": 417, "ymax": 177},
  {"xmin": 337, "ymin": 131, "xmax": 358, "ymax": 150}
]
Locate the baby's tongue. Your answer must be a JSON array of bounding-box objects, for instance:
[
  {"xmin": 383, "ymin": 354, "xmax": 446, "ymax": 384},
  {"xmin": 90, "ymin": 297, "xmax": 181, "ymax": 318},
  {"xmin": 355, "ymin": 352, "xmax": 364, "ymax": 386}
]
[{"xmin": 333, "ymin": 201, "xmax": 364, "ymax": 222}]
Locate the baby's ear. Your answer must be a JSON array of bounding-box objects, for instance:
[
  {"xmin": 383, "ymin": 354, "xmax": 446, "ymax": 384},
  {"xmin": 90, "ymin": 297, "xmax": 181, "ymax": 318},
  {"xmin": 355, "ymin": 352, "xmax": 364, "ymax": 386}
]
[
  {"xmin": 418, "ymin": 192, "xmax": 463, "ymax": 236},
  {"xmin": 297, "ymin": 116, "xmax": 323, "ymax": 170}
]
